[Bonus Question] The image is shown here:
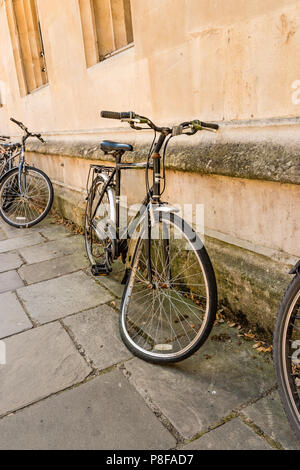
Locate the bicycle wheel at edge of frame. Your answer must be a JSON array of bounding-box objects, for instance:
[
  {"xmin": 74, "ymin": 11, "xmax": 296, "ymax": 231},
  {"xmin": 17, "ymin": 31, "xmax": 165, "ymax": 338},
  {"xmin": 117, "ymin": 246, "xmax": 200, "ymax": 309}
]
[
  {"xmin": 119, "ymin": 210, "xmax": 218, "ymax": 364},
  {"xmin": 273, "ymin": 274, "xmax": 300, "ymax": 440},
  {"xmin": 0, "ymin": 165, "xmax": 54, "ymax": 229}
]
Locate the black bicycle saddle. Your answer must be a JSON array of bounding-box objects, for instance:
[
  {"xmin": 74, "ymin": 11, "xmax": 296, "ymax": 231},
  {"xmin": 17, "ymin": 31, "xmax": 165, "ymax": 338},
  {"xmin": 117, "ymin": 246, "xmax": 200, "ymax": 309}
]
[{"xmin": 100, "ymin": 140, "xmax": 133, "ymax": 154}]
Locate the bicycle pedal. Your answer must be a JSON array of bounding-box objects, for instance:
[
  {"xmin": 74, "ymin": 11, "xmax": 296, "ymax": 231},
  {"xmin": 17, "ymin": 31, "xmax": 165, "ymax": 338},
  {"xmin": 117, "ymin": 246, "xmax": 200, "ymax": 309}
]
[{"xmin": 91, "ymin": 264, "xmax": 112, "ymax": 276}]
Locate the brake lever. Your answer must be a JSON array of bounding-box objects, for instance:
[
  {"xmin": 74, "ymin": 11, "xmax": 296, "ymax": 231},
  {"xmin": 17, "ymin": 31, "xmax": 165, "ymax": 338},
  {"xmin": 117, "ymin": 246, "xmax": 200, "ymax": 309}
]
[
  {"xmin": 182, "ymin": 125, "xmax": 197, "ymax": 136},
  {"xmin": 172, "ymin": 123, "xmax": 197, "ymax": 136},
  {"xmin": 130, "ymin": 123, "xmax": 144, "ymax": 131},
  {"xmin": 186, "ymin": 130, "xmax": 197, "ymax": 136}
]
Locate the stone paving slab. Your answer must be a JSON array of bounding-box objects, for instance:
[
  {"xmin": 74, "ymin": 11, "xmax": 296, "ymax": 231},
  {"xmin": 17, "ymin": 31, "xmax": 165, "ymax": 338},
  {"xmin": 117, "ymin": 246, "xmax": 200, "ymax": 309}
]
[
  {"xmin": 18, "ymin": 235, "xmax": 84, "ymax": 264},
  {"xmin": 37, "ymin": 224, "xmax": 72, "ymax": 241},
  {"xmin": 182, "ymin": 418, "xmax": 272, "ymax": 450},
  {"xmin": 0, "ymin": 292, "xmax": 32, "ymax": 339},
  {"xmin": 97, "ymin": 275, "xmax": 125, "ymax": 299},
  {"xmin": 0, "ymin": 270, "xmax": 24, "ymax": 294},
  {"xmin": 0, "ymin": 371, "xmax": 176, "ymax": 450},
  {"xmin": 0, "ymin": 252, "xmax": 23, "ymax": 273},
  {"xmin": 63, "ymin": 305, "xmax": 132, "ymax": 370},
  {"xmin": 95, "ymin": 259, "xmax": 128, "ymax": 298},
  {"xmin": 18, "ymin": 252, "xmax": 89, "ymax": 285},
  {"xmin": 0, "ymin": 322, "xmax": 92, "ymax": 417},
  {"xmin": 0, "ymin": 232, "xmax": 44, "ymax": 254},
  {"xmin": 17, "ymin": 271, "xmax": 113, "ymax": 324},
  {"xmin": 124, "ymin": 324, "xmax": 275, "ymax": 440},
  {"xmin": 0, "ymin": 216, "xmax": 54, "ymax": 239},
  {"xmin": 243, "ymin": 391, "xmax": 300, "ymax": 450},
  {"xmin": 0, "ymin": 225, "xmax": 33, "ymax": 239}
]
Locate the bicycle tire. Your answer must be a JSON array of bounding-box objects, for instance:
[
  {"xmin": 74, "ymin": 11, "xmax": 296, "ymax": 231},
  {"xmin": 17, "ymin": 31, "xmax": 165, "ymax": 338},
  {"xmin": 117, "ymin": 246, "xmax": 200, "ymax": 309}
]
[
  {"xmin": 273, "ymin": 274, "xmax": 300, "ymax": 440},
  {"xmin": 0, "ymin": 166, "xmax": 53, "ymax": 228},
  {"xmin": 84, "ymin": 176, "xmax": 116, "ymax": 267},
  {"xmin": 120, "ymin": 211, "xmax": 217, "ymax": 364}
]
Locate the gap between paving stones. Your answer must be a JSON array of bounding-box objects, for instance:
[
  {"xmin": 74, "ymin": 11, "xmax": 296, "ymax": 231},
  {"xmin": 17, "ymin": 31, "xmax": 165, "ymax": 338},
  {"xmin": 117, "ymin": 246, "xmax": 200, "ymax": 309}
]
[
  {"xmin": 14, "ymin": 290, "xmax": 38, "ymax": 328},
  {"xmin": 238, "ymin": 413, "xmax": 284, "ymax": 450}
]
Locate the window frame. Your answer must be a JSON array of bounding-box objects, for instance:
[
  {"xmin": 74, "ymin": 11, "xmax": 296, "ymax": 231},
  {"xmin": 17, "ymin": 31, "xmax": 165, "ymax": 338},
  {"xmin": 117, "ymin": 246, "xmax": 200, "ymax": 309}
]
[
  {"xmin": 6, "ymin": 0, "xmax": 48, "ymax": 96},
  {"xmin": 79, "ymin": 0, "xmax": 135, "ymax": 69}
]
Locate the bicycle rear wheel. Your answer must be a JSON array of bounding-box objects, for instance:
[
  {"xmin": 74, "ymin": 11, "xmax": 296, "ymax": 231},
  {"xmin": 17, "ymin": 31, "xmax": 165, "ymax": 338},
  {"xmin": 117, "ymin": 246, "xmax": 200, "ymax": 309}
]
[
  {"xmin": 0, "ymin": 156, "xmax": 10, "ymax": 179},
  {"xmin": 84, "ymin": 177, "xmax": 116, "ymax": 267},
  {"xmin": 120, "ymin": 211, "xmax": 217, "ymax": 364},
  {"xmin": 0, "ymin": 166, "xmax": 53, "ymax": 228},
  {"xmin": 273, "ymin": 275, "xmax": 300, "ymax": 439}
]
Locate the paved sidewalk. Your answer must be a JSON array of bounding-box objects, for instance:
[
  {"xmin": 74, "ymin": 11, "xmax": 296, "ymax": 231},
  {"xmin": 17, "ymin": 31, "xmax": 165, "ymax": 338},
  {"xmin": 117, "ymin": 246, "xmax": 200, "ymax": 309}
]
[{"xmin": 0, "ymin": 216, "xmax": 299, "ymax": 450}]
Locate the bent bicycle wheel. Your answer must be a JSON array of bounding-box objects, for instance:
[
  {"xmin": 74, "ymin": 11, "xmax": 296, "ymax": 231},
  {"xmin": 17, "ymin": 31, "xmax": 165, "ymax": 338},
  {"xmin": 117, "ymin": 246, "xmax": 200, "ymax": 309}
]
[
  {"xmin": 120, "ymin": 211, "xmax": 217, "ymax": 364},
  {"xmin": 0, "ymin": 166, "xmax": 53, "ymax": 228},
  {"xmin": 273, "ymin": 275, "xmax": 300, "ymax": 439}
]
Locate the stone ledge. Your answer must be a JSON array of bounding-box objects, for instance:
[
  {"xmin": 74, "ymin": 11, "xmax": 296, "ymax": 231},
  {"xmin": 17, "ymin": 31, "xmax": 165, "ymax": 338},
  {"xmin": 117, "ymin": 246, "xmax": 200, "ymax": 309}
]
[{"xmin": 27, "ymin": 139, "xmax": 300, "ymax": 185}]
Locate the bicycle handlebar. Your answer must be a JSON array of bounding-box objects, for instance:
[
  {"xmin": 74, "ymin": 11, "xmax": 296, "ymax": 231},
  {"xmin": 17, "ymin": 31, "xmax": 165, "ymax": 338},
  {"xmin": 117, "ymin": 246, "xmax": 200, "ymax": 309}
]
[
  {"xmin": 198, "ymin": 121, "xmax": 219, "ymax": 131},
  {"xmin": 10, "ymin": 117, "xmax": 27, "ymax": 131},
  {"xmin": 101, "ymin": 111, "xmax": 133, "ymax": 120},
  {"xmin": 10, "ymin": 117, "xmax": 46, "ymax": 144},
  {"xmin": 100, "ymin": 111, "xmax": 219, "ymax": 134}
]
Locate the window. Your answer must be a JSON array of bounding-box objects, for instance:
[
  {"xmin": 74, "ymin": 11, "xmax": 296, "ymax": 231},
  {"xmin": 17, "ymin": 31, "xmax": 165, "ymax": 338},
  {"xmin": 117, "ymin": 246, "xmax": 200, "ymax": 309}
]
[
  {"xmin": 6, "ymin": 0, "xmax": 48, "ymax": 96},
  {"xmin": 79, "ymin": 0, "xmax": 134, "ymax": 68}
]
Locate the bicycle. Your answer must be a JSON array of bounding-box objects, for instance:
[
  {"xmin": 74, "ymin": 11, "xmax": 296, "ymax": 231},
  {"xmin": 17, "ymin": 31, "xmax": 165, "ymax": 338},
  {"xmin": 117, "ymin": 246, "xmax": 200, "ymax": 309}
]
[
  {"xmin": 273, "ymin": 260, "xmax": 300, "ymax": 439},
  {"xmin": 85, "ymin": 111, "xmax": 219, "ymax": 364},
  {"xmin": 0, "ymin": 135, "xmax": 19, "ymax": 178},
  {"xmin": 0, "ymin": 118, "xmax": 54, "ymax": 228}
]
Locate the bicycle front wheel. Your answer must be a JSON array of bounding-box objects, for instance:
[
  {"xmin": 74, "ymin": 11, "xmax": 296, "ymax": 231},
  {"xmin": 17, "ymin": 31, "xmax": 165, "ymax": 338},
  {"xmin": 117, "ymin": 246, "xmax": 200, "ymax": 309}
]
[
  {"xmin": 273, "ymin": 275, "xmax": 300, "ymax": 439},
  {"xmin": 0, "ymin": 166, "xmax": 53, "ymax": 228},
  {"xmin": 120, "ymin": 211, "xmax": 217, "ymax": 364}
]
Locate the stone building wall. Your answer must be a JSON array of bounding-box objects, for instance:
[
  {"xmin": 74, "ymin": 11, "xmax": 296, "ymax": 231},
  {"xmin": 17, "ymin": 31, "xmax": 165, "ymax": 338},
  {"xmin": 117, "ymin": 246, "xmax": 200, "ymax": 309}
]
[{"xmin": 0, "ymin": 0, "xmax": 299, "ymax": 336}]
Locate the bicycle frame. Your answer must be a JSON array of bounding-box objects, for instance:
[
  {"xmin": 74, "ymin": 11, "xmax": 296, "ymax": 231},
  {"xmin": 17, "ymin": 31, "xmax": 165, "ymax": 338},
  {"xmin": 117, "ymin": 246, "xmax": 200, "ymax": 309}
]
[
  {"xmin": 0, "ymin": 146, "xmax": 27, "ymax": 195},
  {"xmin": 0, "ymin": 116, "xmax": 46, "ymax": 187},
  {"xmin": 0, "ymin": 128, "xmax": 41, "ymax": 199},
  {"xmin": 91, "ymin": 127, "xmax": 168, "ymax": 222},
  {"xmin": 0, "ymin": 148, "xmax": 20, "ymax": 178},
  {"xmin": 90, "ymin": 159, "xmax": 151, "ymax": 255}
]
